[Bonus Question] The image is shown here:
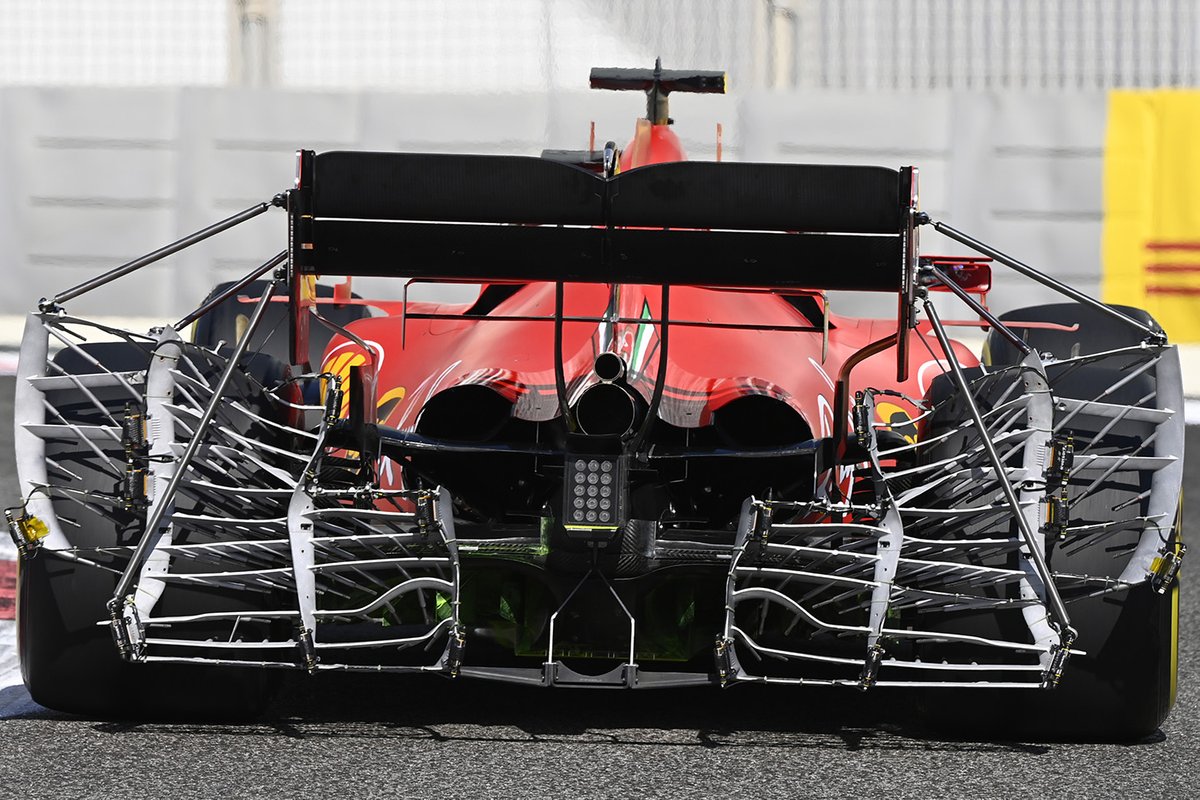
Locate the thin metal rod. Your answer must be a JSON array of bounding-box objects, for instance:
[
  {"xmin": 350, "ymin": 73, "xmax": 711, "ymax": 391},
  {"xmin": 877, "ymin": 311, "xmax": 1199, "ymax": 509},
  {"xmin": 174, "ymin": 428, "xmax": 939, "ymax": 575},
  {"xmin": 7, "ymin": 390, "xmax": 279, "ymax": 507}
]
[
  {"xmin": 174, "ymin": 250, "xmax": 286, "ymax": 331},
  {"xmin": 923, "ymin": 297, "xmax": 1074, "ymax": 635},
  {"xmin": 595, "ymin": 569, "xmax": 637, "ymax": 667},
  {"xmin": 111, "ymin": 278, "xmax": 282, "ymax": 608},
  {"xmin": 929, "ymin": 219, "xmax": 1162, "ymax": 341},
  {"xmin": 400, "ymin": 312, "xmax": 821, "ymax": 335},
  {"xmin": 832, "ymin": 332, "xmax": 899, "ymax": 459},
  {"xmin": 546, "ymin": 567, "xmax": 595, "ymax": 665},
  {"xmin": 553, "ymin": 281, "xmax": 573, "ymax": 429},
  {"xmin": 629, "ymin": 284, "xmax": 670, "ymax": 456},
  {"xmin": 927, "ymin": 266, "xmax": 1032, "ymax": 356},
  {"xmin": 49, "ymin": 201, "xmax": 275, "ymax": 308}
]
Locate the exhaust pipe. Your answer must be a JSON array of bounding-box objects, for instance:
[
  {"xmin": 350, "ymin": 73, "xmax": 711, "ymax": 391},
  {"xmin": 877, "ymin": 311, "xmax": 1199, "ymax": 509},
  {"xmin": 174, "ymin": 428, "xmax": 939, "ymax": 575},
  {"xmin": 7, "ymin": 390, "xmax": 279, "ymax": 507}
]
[
  {"xmin": 593, "ymin": 352, "xmax": 627, "ymax": 382},
  {"xmin": 575, "ymin": 382, "xmax": 641, "ymax": 437}
]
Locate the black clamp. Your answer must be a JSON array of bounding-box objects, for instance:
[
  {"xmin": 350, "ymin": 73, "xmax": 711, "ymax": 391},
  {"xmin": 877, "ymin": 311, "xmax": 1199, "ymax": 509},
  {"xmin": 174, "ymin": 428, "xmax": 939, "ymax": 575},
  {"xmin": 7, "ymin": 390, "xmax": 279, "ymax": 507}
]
[
  {"xmin": 852, "ymin": 391, "xmax": 871, "ymax": 450},
  {"xmin": 1042, "ymin": 433, "xmax": 1074, "ymax": 539},
  {"xmin": 1043, "ymin": 627, "xmax": 1077, "ymax": 689},
  {"xmin": 298, "ymin": 627, "xmax": 318, "ymax": 674},
  {"xmin": 123, "ymin": 464, "xmax": 149, "ymax": 512},
  {"xmin": 319, "ymin": 373, "xmax": 344, "ymax": 427},
  {"xmin": 858, "ymin": 643, "xmax": 884, "ymax": 690},
  {"xmin": 107, "ymin": 597, "xmax": 145, "ymax": 662},
  {"xmin": 446, "ymin": 627, "xmax": 467, "ymax": 678},
  {"xmin": 121, "ymin": 404, "xmax": 150, "ymax": 512},
  {"xmin": 1151, "ymin": 541, "xmax": 1186, "ymax": 595},
  {"xmin": 744, "ymin": 502, "xmax": 774, "ymax": 563},
  {"xmin": 415, "ymin": 491, "xmax": 437, "ymax": 540},
  {"xmin": 714, "ymin": 637, "xmax": 736, "ymax": 687},
  {"xmin": 1143, "ymin": 331, "xmax": 1169, "ymax": 348}
]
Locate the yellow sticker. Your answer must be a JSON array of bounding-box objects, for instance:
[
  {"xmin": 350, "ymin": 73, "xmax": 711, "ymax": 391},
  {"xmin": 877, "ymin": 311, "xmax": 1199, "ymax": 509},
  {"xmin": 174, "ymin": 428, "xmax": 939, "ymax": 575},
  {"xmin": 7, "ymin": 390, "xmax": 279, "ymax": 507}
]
[
  {"xmin": 18, "ymin": 515, "xmax": 50, "ymax": 542},
  {"xmin": 875, "ymin": 401, "xmax": 918, "ymax": 444},
  {"xmin": 321, "ymin": 351, "xmax": 369, "ymax": 418}
]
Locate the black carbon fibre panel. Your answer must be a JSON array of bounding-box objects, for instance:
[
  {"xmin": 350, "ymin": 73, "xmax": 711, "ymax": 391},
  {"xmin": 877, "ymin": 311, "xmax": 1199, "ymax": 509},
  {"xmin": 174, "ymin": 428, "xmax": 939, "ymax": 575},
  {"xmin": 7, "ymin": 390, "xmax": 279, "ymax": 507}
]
[
  {"xmin": 312, "ymin": 152, "xmax": 605, "ymax": 225},
  {"xmin": 609, "ymin": 162, "xmax": 902, "ymax": 233},
  {"xmin": 303, "ymin": 150, "xmax": 906, "ymax": 289},
  {"xmin": 311, "ymin": 151, "xmax": 902, "ymax": 233},
  {"xmin": 309, "ymin": 220, "xmax": 901, "ymax": 290}
]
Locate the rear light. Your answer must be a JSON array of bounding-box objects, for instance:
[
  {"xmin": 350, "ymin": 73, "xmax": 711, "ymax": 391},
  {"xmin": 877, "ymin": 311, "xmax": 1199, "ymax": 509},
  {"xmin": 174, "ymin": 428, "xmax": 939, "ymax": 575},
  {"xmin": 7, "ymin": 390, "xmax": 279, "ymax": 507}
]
[
  {"xmin": 920, "ymin": 256, "xmax": 992, "ymax": 293},
  {"xmin": 563, "ymin": 456, "xmax": 626, "ymax": 532}
]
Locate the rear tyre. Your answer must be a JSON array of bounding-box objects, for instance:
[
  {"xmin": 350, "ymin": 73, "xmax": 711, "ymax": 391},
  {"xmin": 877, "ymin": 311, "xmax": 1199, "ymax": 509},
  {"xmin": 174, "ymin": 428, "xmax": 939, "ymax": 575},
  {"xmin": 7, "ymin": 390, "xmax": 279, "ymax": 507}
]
[
  {"xmin": 19, "ymin": 554, "xmax": 276, "ymax": 720},
  {"xmin": 191, "ymin": 279, "xmax": 368, "ymax": 366},
  {"xmin": 981, "ymin": 302, "xmax": 1161, "ymax": 365},
  {"xmin": 924, "ymin": 302, "xmax": 1178, "ymax": 740},
  {"xmin": 17, "ymin": 341, "xmax": 283, "ymax": 719}
]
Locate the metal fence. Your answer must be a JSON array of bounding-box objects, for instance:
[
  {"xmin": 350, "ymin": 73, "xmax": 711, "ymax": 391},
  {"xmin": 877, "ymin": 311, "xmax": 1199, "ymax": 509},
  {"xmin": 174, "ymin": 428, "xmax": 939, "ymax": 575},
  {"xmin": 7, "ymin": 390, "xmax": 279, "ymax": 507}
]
[
  {"xmin": 0, "ymin": 0, "xmax": 228, "ymax": 86},
  {"xmin": 791, "ymin": 0, "xmax": 1200, "ymax": 90},
  {"xmin": 1, "ymin": 1, "xmax": 1197, "ymax": 91}
]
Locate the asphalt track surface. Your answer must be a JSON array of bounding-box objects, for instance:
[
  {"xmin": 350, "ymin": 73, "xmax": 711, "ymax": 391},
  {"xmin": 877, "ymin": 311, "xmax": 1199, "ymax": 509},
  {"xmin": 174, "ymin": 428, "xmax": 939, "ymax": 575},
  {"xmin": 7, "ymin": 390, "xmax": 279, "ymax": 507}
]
[{"xmin": 0, "ymin": 376, "xmax": 1198, "ymax": 799}]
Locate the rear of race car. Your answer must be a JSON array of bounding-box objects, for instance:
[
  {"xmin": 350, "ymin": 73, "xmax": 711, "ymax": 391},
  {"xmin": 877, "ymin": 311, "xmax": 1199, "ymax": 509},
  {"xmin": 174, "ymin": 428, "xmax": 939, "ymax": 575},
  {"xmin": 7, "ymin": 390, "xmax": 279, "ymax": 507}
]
[{"xmin": 6, "ymin": 103, "xmax": 1184, "ymax": 738}]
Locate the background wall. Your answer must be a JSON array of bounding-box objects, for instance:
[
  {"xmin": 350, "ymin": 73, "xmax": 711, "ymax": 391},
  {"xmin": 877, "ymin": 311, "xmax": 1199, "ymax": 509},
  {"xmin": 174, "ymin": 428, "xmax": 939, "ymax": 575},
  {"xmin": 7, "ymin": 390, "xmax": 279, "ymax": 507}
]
[
  {"xmin": 1, "ymin": 0, "xmax": 1195, "ymax": 321},
  {"xmin": 0, "ymin": 85, "xmax": 1106, "ymax": 319}
]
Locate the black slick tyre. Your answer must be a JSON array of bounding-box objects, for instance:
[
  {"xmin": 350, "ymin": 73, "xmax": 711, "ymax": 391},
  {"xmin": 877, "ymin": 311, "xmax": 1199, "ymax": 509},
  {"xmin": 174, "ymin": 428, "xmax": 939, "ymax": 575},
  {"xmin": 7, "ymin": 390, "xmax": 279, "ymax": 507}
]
[
  {"xmin": 16, "ymin": 341, "xmax": 283, "ymax": 719},
  {"xmin": 923, "ymin": 302, "xmax": 1179, "ymax": 741}
]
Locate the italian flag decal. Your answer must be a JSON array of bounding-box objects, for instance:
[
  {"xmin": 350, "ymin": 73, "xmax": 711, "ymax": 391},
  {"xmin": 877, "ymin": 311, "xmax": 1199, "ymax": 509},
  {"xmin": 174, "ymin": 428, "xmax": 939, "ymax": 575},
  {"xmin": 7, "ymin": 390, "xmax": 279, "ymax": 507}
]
[{"xmin": 628, "ymin": 299, "xmax": 656, "ymax": 377}]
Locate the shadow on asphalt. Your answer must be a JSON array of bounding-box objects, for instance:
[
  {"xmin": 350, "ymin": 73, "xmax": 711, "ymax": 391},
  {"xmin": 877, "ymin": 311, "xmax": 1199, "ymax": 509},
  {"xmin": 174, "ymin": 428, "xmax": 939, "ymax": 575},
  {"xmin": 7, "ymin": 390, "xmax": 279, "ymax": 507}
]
[
  {"xmin": 7, "ymin": 673, "xmax": 1148, "ymax": 754},
  {"xmin": 0, "ymin": 683, "xmax": 55, "ymax": 721},
  {"xmin": 0, "ymin": 634, "xmax": 1173, "ymax": 752}
]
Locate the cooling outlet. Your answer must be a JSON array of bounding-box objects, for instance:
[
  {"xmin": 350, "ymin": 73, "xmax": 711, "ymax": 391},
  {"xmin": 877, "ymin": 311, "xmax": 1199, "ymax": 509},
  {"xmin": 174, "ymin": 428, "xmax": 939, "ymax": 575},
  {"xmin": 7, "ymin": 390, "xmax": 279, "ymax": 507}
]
[
  {"xmin": 409, "ymin": 385, "xmax": 550, "ymax": 519},
  {"xmin": 711, "ymin": 394, "xmax": 811, "ymax": 448},
  {"xmin": 415, "ymin": 385, "xmax": 512, "ymax": 441},
  {"xmin": 641, "ymin": 394, "xmax": 816, "ymax": 524},
  {"xmin": 593, "ymin": 351, "xmax": 627, "ymax": 382},
  {"xmin": 403, "ymin": 380, "xmax": 817, "ymax": 532}
]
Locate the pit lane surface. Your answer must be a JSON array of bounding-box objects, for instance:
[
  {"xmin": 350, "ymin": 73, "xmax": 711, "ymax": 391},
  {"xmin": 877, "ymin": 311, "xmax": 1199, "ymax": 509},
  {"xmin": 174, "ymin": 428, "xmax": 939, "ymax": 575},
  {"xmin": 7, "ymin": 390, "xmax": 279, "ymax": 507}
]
[{"xmin": 0, "ymin": 376, "xmax": 1197, "ymax": 799}]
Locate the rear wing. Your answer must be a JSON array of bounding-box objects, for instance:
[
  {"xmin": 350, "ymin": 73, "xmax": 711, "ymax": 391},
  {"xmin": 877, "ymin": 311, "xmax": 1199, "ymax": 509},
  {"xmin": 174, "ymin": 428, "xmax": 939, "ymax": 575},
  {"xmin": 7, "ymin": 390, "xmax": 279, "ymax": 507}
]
[
  {"xmin": 287, "ymin": 149, "xmax": 920, "ymax": 371},
  {"xmin": 290, "ymin": 150, "xmax": 918, "ymax": 291}
]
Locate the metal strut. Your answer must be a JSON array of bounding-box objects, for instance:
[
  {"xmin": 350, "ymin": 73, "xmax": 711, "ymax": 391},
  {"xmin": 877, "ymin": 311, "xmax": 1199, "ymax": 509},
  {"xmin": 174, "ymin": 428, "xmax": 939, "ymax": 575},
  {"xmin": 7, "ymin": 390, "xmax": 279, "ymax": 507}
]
[
  {"xmin": 921, "ymin": 216, "xmax": 1164, "ymax": 343},
  {"xmin": 174, "ymin": 250, "xmax": 287, "ymax": 332},
  {"xmin": 107, "ymin": 278, "xmax": 283, "ymax": 650},
  {"xmin": 924, "ymin": 264, "xmax": 1032, "ymax": 356},
  {"xmin": 922, "ymin": 295, "xmax": 1075, "ymax": 642},
  {"xmin": 46, "ymin": 199, "xmax": 281, "ymax": 310},
  {"xmin": 553, "ymin": 281, "xmax": 574, "ymax": 430},
  {"xmin": 543, "ymin": 558, "xmax": 638, "ymax": 687}
]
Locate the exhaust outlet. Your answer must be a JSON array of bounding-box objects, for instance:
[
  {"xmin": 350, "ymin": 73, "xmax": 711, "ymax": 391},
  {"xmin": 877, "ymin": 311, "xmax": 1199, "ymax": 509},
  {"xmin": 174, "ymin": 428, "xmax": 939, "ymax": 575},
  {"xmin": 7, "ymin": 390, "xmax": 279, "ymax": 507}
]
[
  {"xmin": 574, "ymin": 382, "xmax": 640, "ymax": 437},
  {"xmin": 593, "ymin": 352, "xmax": 626, "ymax": 382}
]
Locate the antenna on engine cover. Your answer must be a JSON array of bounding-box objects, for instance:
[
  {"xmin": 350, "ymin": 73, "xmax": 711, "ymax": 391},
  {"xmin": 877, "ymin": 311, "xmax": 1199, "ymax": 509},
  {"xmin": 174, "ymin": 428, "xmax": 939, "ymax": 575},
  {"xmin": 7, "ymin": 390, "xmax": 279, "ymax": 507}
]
[{"xmin": 589, "ymin": 58, "xmax": 726, "ymax": 125}]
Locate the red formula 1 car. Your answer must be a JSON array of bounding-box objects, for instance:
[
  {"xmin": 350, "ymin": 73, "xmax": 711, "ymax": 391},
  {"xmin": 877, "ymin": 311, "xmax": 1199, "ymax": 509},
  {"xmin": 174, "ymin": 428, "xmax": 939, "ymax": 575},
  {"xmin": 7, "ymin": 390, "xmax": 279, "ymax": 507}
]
[{"xmin": 9, "ymin": 65, "xmax": 1185, "ymax": 738}]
